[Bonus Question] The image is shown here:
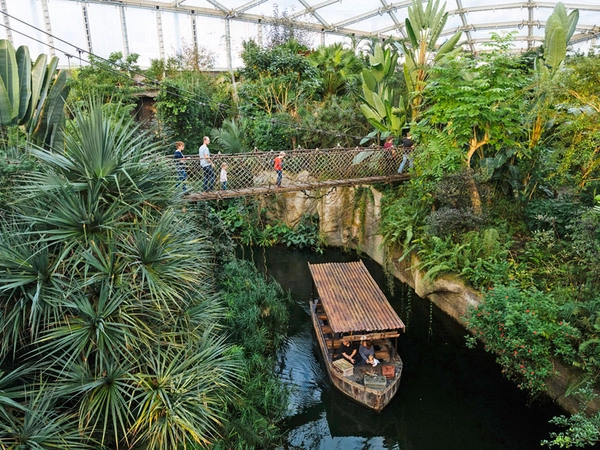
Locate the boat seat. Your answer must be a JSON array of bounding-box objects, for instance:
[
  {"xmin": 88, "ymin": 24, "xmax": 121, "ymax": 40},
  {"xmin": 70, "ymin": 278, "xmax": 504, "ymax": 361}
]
[
  {"xmin": 325, "ymin": 338, "xmax": 342, "ymax": 350},
  {"xmin": 321, "ymin": 325, "xmax": 332, "ymax": 335},
  {"xmin": 318, "ymin": 314, "xmax": 328, "ymax": 321},
  {"xmin": 375, "ymin": 349, "xmax": 390, "ymax": 362}
]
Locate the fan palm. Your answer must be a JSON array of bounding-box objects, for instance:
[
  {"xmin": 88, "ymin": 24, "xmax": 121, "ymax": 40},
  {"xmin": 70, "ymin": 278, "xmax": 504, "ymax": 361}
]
[
  {"xmin": 0, "ymin": 101, "xmax": 241, "ymax": 449},
  {"xmin": 211, "ymin": 118, "xmax": 249, "ymax": 154},
  {"xmin": 308, "ymin": 43, "xmax": 364, "ymax": 99}
]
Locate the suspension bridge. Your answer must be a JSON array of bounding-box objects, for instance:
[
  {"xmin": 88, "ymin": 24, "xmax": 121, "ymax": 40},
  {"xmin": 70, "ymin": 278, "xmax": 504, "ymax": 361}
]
[{"xmin": 176, "ymin": 146, "xmax": 412, "ymax": 200}]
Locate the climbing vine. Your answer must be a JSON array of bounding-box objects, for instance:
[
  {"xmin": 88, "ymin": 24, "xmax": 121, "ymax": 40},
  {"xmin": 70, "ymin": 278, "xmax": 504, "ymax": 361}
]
[{"xmin": 353, "ymin": 186, "xmax": 374, "ymax": 244}]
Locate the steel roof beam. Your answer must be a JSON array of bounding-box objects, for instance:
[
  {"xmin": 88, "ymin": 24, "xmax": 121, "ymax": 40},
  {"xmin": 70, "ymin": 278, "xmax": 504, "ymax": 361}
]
[
  {"xmin": 237, "ymin": 0, "xmax": 269, "ymax": 14},
  {"xmin": 81, "ymin": 2, "xmax": 93, "ymax": 53},
  {"xmin": 40, "ymin": 0, "xmax": 55, "ymax": 56},
  {"xmin": 379, "ymin": 0, "xmax": 407, "ymax": 39},
  {"xmin": 332, "ymin": 1, "xmax": 412, "ymax": 29},
  {"xmin": 58, "ymin": 0, "xmax": 599, "ymax": 49},
  {"xmin": 290, "ymin": 0, "xmax": 340, "ymax": 20},
  {"xmin": 60, "ymin": 0, "xmax": 377, "ymax": 38},
  {"xmin": 440, "ymin": 20, "xmax": 600, "ymax": 45},
  {"xmin": 447, "ymin": 2, "xmax": 600, "ymax": 14},
  {"xmin": 204, "ymin": 0, "xmax": 228, "ymax": 14},
  {"xmin": 454, "ymin": 0, "xmax": 475, "ymax": 53},
  {"xmin": 0, "ymin": 0, "xmax": 12, "ymax": 44},
  {"xmin": 528, "ymin": 0, "xmax": 534, "ymax": 50},
  {"xmin": 298, "ymin": 0, "xmax": 330, "ymax": 28},
  {"xmin": 119, "ymin": 4, "xmax": 130, "ymax": 57}
]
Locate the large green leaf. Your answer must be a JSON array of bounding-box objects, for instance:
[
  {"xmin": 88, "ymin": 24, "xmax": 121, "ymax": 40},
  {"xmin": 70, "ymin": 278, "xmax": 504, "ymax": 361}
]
[
  {"xmin": 0, "ymin": 39, "xmax": 18, "ymax": 125},
  {"xmin": 0, "ymin": 78, "xmax": 14, "ymax": 125},
  {"xmin": 372, "ymin": 91, "xmax": 387, "ymax": 117},
  {"xmin": 23, "ymin": 53, "xmax": 48, "ymax": 125},
  {"xmin": 429, "ymin": 11, "xmax": 449, "ymax": 50},
  {"xmin": 434, "ymin": 31, "xmax": 462, "ymax": 61},
  {"xmin": 405, "ymin": 19, "xmax": 418, "ymax": 48},
  {"xmin": 545, "ymin": 22, "xmax": 567, "ymax": 70},
  {"xmin": 16, "ymin": 45, "xmax": 32, "ymax": 124},
  {"xmin": 361, "ymin": 68, "xmax": 376, "ymax": 92},
  {"xmin": 566, "ymin": 9, "xmax": 579, "ymax": 42},
  {"xmin": 367, "ymin": 117, "xmax": 389, "ymax": 132},
  {"xmin": 359, "ymin": 104, "xmax": 382, "ymax": 123},
  {"xmin": 31, "ymin": 69, "xmax": 69, "ymax": 148}
]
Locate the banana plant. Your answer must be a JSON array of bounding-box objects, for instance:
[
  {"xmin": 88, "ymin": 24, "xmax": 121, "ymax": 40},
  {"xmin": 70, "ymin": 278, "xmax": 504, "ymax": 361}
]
[
  {"xmin": 530, "ymin": 2, "xmax": 578, "ymax": 148},
  {"xmin": 0, "ymin": 39, "xmax": 69, "ymax": 148},
  {"xmin": 402, "ymin": 0, "xmax": 462, "ymax": 121},
  {"xmin": 359, "ymin": 43, "xmax": 405, "ymax": 143}
]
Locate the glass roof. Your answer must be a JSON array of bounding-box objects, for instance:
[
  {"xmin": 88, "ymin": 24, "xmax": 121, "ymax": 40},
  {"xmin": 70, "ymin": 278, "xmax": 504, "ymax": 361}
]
[{"xmin": 3, "ymin": 0, "xmax": 600, "ymax": 69}]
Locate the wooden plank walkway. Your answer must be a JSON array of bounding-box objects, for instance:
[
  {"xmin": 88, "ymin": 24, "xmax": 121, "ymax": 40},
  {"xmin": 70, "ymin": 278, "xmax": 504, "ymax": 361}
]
[{"xmin": 185, "ymin": 174, "xmax": 410, "ymax": 201}]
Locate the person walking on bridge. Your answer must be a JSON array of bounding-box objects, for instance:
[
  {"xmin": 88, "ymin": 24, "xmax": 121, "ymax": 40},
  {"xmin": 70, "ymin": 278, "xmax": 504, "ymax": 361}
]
[
  {"xmin": 274, "ymin": 151, "xmax": 286, "ymax": 188},
  {"xmin": 174, "ymin": 141, "xmax": 188, "ymax": 193},
  {"xmin": 199, "ymin": 136, "xmax": 215, "ymax": 191},
  {"xmin": 398, "ymin": 132, "xmax": 414, "ymax": 173}
]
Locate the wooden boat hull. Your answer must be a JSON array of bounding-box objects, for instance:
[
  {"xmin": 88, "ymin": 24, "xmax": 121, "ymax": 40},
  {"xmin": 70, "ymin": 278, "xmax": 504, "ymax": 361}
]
[{"xmin": 310, "ymin": 300, "xmax": 402, "ymax": 412}]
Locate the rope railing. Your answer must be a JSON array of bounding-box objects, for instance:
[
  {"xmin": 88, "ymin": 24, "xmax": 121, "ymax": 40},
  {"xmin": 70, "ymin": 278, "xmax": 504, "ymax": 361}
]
[{"xmin": 174, "ymin": 146, "xmax": 412, "ymax": 199}]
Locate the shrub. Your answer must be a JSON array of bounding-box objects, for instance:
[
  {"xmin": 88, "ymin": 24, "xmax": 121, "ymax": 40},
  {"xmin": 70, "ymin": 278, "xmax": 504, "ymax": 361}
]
[
  {"xmin": 525, "ymin": 193, "xmax": 584, "ymax": 238},
  {"xmin": 466, "ymin": 284, "xmax": 580, "ymax": 394}
]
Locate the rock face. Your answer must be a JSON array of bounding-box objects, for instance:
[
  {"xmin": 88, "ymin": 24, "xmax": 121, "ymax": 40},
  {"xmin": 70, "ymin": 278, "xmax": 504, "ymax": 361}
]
[
  {"xmin": 261, "ymin": 185, "xmax": 477, "ymax": 322},
  {"xmin": 260, "ymin": 184, "xmax": 598, "ymax": 415}
]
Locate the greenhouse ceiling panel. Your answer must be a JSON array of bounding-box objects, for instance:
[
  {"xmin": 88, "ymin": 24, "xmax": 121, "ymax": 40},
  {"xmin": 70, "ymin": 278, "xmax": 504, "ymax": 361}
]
[{"xmin": 2, "ymin": 0, "xmax": 599, "ymax": 69}]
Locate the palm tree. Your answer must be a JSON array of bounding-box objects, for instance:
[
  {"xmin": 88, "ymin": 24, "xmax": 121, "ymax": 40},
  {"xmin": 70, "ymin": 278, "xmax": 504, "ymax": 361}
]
[
  {"xmin": 308, "ymin": 43, "xmax": 365, "ymax": 99},
  {"xmin": 211, "ymin": 118, "xmax": 249, "ymax": 154},
  {"xmin": 0, "ymin": 101, "xmax": 242, "ymax": 449}
]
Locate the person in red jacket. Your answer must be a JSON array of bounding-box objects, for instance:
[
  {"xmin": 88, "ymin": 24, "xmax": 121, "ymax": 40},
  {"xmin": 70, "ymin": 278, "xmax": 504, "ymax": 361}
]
[{"xmin": 274, "ymin": 151, "xmax": 286, "ymax": 187}]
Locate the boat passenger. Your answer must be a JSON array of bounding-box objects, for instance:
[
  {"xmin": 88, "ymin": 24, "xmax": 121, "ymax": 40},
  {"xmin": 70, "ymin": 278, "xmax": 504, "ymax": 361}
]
[
  {"xmin": 339, "ymin": 338, "xmax": 359, "ymax": 364},
  {"xmin": 359, "ymin": 336, "xmax": 375, "ymax": 365},
  {"xmin": 366, "ymin": 354, "xmax": 380, "ymax": 367}
]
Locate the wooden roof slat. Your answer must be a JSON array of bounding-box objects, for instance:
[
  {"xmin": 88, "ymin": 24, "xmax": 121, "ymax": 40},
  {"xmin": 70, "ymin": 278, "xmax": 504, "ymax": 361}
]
[{"xmin": 308, "ymin": 261, "xmax": 405, "ymax": 334}]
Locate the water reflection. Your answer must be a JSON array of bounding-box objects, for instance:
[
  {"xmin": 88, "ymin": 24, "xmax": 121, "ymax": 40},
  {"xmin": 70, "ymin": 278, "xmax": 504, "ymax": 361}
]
[{"xmin": 244, "ymin": 246, "xmax": 566, "ymax": 450}]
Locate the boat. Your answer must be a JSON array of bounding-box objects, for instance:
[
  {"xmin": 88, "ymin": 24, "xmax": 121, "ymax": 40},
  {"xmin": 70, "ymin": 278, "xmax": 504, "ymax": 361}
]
[{"xmin": 308, "ymin": 260, "xmax": 405, "ymax": 412}]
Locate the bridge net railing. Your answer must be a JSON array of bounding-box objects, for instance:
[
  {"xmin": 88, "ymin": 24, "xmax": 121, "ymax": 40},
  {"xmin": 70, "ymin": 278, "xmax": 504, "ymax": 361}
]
[{"xmin": 173, "ymin": 146, "xmax": 409, "ymax": 192}]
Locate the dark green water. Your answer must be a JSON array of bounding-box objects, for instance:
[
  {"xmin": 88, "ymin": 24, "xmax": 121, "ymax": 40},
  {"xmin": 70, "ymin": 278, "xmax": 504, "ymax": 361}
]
[{"xmin": 245, "ymin": 246, "xmax": 567, "ymax": 450}]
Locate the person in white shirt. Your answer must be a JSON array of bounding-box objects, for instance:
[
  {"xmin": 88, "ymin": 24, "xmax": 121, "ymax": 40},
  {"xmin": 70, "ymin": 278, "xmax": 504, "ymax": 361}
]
[
  {"xmin": 220, "ymin": 162, "xmax": 228, "ymax": 190},
  {"xmin": 198, "ymin": 136, "xmax": 214, "ymax": 191}
]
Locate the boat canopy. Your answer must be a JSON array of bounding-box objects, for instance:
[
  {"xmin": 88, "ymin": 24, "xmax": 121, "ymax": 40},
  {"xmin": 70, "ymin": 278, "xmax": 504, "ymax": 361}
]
[{"xmin": 308, "ymin": 260, "xmax": 405, "ymax": 335}]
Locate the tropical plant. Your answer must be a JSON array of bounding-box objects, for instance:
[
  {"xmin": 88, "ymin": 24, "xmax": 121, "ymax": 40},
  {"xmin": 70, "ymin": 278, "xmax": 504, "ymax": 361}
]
[
  {"xmin": 0, "ymin": 39, "xmax": 69, "ymax": 148},
  {"xmin": 308, "ymin": 43, "xmax": 364, "ymax": 99},
  {"xmin": 359, "ymin": 43, "xmax": 405, "ymax": 142},
  {"xmin": 401, "ymin": 0, "xmax": 462, "ymax": 121},
  {"xmin": 418, "ymin": 36, "xmax": 530, "ymax": 211},
  {"xmin": 466, "ymin": 284, "xmax": 580, "ymax": 394},
  {"xmin": 548, "ymin": 53, "xmax": 600, "ymax": 192},
  {"xmin": 264, "ymin": 4, "xmax": 313, "ymax": 49},
  {"xmin": 214, "ymin": 259, "xmax": 290, "ymax": 449},
  {"xmin": 529, "ymin": 2, "xmax": 579, "ymax": 149},
  {"xmin": 0, "ymin": 101, "xmax": 242, "ymax": 449},
  {"xmin": 211, "ymin": 118, "xmax": 249, "ymax": 154},
  {"xmin": 155, "ymin": 72, "xmax": 231, "ymax": 151},
  {"xmin": 68, "ymin": 51, "xmax": 142, "ymax": 110}
]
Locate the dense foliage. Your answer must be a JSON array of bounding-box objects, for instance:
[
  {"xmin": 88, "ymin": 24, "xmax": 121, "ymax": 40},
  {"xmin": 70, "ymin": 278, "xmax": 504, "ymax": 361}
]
[
  {"xmin": 0, "ymin": 101, "xmax": 290, "ymax": 449},
  {"xmin": 4, "ymin": 0, "xmax": 600, "ymax": 446},
  {"xmin": 377, "ymin": 3, "xmax": 600, "ymax": 446}
]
